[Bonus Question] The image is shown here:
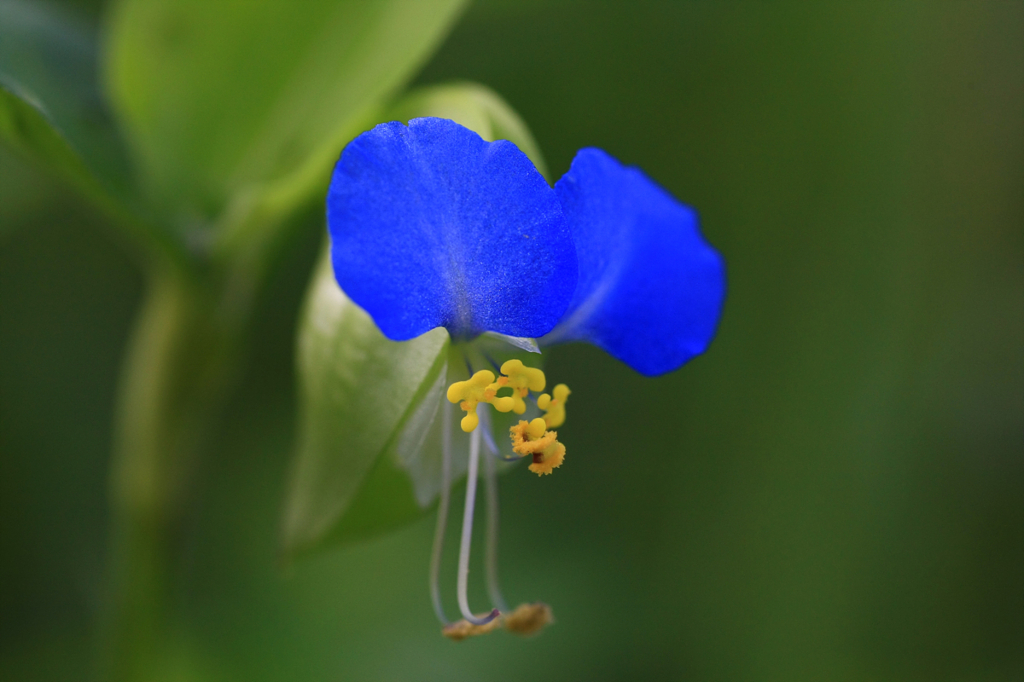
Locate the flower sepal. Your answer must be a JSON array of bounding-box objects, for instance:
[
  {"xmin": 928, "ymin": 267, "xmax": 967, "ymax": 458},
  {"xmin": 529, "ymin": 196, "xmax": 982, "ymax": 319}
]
[{"xmin": 281, "ymin": 247, "xmax": 451, "ymax": 557}]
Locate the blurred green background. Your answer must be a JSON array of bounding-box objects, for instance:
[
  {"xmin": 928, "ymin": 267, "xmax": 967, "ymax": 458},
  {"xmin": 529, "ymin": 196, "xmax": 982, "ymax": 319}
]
[{"xmin": 1, "ymin": 1, "xmax": 1021, "ymax": 680}]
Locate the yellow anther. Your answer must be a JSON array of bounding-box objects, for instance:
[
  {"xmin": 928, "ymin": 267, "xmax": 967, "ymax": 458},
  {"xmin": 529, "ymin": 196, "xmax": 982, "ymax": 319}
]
[
  {"xmin": 537, "ymin": 383, "xmax": 571, "ymax": 428},
  {"xmin": 510, "ymin": 419, "xmax": 566, "ymax": 476},
  {"xmin": 500, "ymin": 359, "xmax": 546, "ymax": 392},
  {"xmin": 526, "ymin": 417, "xmax": 547, "ymax": 439},
  {"xmin": 446, "ymin": 369, "xmax": 494, "ymax": 404},
  {"xmin": 510, "ymin": 419, "xmax": 557, "ymax": 455},
  {"xmin": 447, "ymin": 370, "xmax": 498, "ymax": 432},
  {"xmin": 500, "ymin": 359, "xmax": 546, "ymax": 414},
  {"xmin": 447, "ymin": 360, "xmax": 568, "ymax": 442},
  {"xmin": 460, "ymin": 411, "xmax": 479, "ymax": 433}
]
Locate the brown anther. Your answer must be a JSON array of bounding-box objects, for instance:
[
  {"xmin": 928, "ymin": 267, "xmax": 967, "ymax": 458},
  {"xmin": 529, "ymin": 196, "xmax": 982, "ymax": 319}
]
[
  {"xmin": 442, "ymin": 617, "xmax": 503, "ymax": 641},
  {"xmin": 503, "ymin": 602, "xmax": 554, "ymax": 636}
]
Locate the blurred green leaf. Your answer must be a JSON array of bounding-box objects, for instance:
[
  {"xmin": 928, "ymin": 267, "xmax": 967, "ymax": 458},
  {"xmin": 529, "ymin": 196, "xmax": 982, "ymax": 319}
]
[
  {"xmin": 0, "ymin": 0, "xmax": 134, "ymax": 188},
  {"xmin": 104, "ymin": 0, "xmax": 468, "ymax": 221},
  {"xmin": 0, "ymin": 86, "xmax": 93, "ymax": 189},
  {"xmin": 282, "ymin": 248, "xmax": 449, "ymax": 557},
  {"xmin": 0, "ymin": 0, "xmax": 194, "ymax": 268}
]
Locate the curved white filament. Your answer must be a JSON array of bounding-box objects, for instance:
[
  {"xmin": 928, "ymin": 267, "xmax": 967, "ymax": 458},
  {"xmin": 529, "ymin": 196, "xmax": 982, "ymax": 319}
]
[{"xmin": 456, "ymin": 406, "xmax": 500, "ymax": 625}]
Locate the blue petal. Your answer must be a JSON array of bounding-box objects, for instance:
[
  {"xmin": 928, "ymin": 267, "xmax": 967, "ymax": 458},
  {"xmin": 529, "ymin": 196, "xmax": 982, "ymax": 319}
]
[
  {"xmin": 327, "ymin": 117, "xmax": 578, "ymax": 341},
  {"xmin": 545, "ymin": 148, "xmax": 726, "ymax": 376}
]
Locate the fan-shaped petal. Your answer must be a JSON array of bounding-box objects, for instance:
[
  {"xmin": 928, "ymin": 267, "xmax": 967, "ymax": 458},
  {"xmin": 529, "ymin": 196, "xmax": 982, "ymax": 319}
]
[
  {"xmin": 327, "ymin": 117, "xmax": 578, "ymax": 341},
  {"xmin": 546, "ymin": 148, "xmax": 726, "ymax": 376}
]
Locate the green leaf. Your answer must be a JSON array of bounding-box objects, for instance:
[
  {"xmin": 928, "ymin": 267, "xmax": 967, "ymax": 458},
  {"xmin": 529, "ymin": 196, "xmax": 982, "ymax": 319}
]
[
  {"xmin": 0, "ymin": 0, "xmax": 133, "ymax": 195},
  {"xmin": 282, "ymin": 247, "xmax": 449, "ymax": 556},
  {"xmin": 104, "ymin": 0, "xmax": 468, "ymax": 219}
]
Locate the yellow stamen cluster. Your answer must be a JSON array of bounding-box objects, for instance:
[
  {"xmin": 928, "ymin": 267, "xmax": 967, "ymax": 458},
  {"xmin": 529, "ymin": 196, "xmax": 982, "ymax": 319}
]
[
  {"xmin": 445, "ymin": 359, "xmax": 548, "ymax": 433},
  {"xmin": 442, "ymin": 602, "xmax": 554, "ymax": 641},
  {"xmin": 446, "ymin": 358, "xmax": 572, "ymax": 475}
]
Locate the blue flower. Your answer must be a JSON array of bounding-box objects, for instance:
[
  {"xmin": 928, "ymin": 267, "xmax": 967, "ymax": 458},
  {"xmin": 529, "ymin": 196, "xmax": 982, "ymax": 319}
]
[
  {"xmin": 326, "ymin": 117, "xmax": 725, "ymax": 639},
  {"xmin": 327, "ymin": 117, "xmax": 725, "ymax": 375}
]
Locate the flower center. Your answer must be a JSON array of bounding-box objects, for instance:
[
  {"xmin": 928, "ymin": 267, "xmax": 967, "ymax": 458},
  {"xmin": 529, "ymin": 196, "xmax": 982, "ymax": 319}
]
[{"xmin": 446, "ymin": 359, "xmax": 571, "ymax": 475}]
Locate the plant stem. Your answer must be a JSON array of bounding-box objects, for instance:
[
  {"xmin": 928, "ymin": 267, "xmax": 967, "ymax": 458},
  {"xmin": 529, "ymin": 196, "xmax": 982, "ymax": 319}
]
[{"xmin": 99, "ymin": 267, "xmax": 238, "ymax": 681}]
